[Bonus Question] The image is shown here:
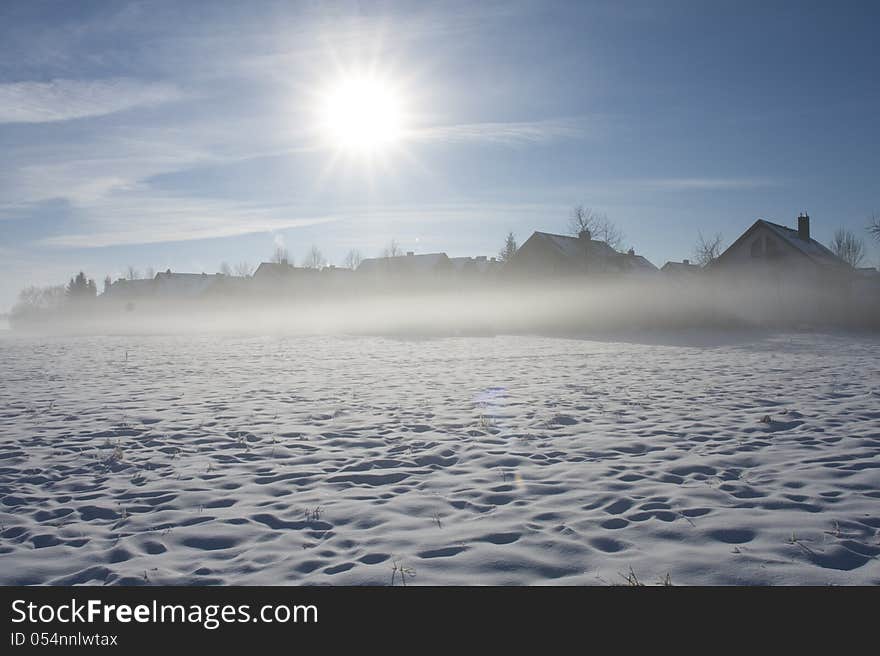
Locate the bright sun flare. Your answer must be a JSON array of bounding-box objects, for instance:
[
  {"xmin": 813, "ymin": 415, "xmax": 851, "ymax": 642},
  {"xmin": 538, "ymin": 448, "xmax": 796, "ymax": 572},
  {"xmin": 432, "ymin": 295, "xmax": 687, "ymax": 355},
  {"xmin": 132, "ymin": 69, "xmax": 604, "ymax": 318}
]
[{"xmin": 317, "ymin": 74, "xmax": 407, "ymax": 155}]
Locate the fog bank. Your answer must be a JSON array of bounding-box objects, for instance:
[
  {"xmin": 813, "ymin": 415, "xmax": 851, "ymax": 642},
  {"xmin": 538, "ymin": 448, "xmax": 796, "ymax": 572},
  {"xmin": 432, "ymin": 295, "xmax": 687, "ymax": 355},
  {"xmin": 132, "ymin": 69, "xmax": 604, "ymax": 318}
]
[{"xmin": 9, "ymin": 275, "xmax": 879, "ymax": 338}]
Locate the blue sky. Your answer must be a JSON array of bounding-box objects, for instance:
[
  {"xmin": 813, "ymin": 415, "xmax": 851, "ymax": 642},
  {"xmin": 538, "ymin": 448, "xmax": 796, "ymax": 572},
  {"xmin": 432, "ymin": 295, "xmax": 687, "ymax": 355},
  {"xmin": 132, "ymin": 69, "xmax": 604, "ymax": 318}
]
[{"xmin": 1, "ymin": 0, "xmax": 878, "ymax": 311}]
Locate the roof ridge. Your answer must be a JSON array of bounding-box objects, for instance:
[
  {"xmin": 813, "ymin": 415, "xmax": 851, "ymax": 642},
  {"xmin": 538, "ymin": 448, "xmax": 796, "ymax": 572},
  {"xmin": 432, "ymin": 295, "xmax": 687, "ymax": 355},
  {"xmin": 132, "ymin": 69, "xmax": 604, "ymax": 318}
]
[
  {"xmin": 758, "ymin": 219, "xmax": 847, "ymax": 266},
  {"xmin": 758, "ymin": 218, "xmax": 794, "ymax": 231},
  {"xmin": 534, "ymin": 230, "xmax": 575, "ymax": 238},
  {"xmin": 534, "ymin": 230, "xmax": 612, "ymax": 246}
]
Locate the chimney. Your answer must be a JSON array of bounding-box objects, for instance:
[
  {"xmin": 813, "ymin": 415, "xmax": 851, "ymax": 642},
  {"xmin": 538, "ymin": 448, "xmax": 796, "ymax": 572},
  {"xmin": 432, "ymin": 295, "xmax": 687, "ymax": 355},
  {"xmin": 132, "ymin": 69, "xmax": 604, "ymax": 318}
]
[
  {"xmin": 406, "ymin": 251, "xmax": 414, "ymax": 257},
  {"xmin": 578, "ymin": 229, "xmax": 591, "ymax": 241},
  {"xmin": 797, "ymin": 212, "xmax": 810, "ymax": 241},
  {"xmin": 683, "ymin": 259, "xmax": 690, "ymax": 265}
]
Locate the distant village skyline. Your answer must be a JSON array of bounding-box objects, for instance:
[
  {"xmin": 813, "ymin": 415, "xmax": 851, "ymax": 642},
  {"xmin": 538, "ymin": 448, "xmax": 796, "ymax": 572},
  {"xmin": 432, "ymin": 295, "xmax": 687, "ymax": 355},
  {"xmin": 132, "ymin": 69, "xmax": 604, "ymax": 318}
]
[
  {"xmin": 2, "ymin": 1, "xmax": 878, "ymax": 312},
  {"xmin": 19, "ymin": 210, "xmax": 874, "ymax": 315},
  {"xmin": 6, "ymin": 205, "xmax": 880, "ymax": 318}
]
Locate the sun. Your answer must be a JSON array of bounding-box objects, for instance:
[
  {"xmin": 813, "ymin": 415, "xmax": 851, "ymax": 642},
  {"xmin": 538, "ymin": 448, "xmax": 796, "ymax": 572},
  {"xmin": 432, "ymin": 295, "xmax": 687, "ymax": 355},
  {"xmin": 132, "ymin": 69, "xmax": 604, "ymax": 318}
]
[{"xmin": 316, "ymin": 73, "xmax": 408, "ymax": 155}]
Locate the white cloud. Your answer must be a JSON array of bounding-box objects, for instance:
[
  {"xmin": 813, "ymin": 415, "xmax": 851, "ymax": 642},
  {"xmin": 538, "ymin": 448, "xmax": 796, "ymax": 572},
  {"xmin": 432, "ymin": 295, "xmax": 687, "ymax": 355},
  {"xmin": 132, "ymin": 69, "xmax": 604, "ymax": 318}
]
[{"xmin": 0, "ymin": 78, "xmax": 183, "ymax": 124}]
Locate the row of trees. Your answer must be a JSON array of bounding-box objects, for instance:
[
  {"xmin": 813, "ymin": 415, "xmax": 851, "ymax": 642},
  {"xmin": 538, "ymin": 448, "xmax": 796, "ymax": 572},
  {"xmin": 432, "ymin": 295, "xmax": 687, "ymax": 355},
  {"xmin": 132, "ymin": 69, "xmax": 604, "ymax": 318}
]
[
  {"xmin": 219, "ymin": 262, "xmax": 256, "ymax": 277},
  {"xmin": 11, "ymin": 272, "xmax": 99, "ymax": 317},
  {"xmin": 266, "ymin": 239, "xmax": 429, "ymax": 271},
  {"xmin": 66, "ymin": 272, "xmax": 97, "ymax": 299},
  {"xmin": 267, "ymin": 245, "xmax": 364, "ymax": 270}
]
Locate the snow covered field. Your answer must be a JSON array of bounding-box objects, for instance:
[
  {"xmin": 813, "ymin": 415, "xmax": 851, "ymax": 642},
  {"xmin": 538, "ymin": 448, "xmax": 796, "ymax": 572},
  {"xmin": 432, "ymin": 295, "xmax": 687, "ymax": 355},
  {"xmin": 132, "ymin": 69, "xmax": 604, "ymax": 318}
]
[{"xmin": 1, "ymin": 331, "xmax": 879, "ymax": 585}]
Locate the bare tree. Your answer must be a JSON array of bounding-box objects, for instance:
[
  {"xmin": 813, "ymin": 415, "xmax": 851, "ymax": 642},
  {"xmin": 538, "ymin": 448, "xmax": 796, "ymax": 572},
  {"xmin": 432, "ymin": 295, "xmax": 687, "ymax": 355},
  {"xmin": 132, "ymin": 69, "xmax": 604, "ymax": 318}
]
[
  {"xmin": 382, "ymin": 239, "xmax": 402, "ymax": 258},
  {"xmin": 830, "ymin": 228, "xmax": 865, "ymax": 267},
  {"xmin": 103, "ymin": 275, "xmax": 112, "ymax": 294},
  {"xmin": 219, "ymin": 262, "xmax": 233, "ymax": 276},
  {"xmin": 343, "ymin": 249, "xmax": 363, "ymax": 270},
  {"xmin": 303, "ymin": 245, "xmax": 326, "ymax": 269},
  {"xmin": 592, "ymin": 219, "xmax": 625, "ymax": 251},
  {"xmin": 126, "ymin": 266, "xmax": 140, "ymax": 281},
  {"xmin": 694, "ymin": 231, "xmax": 724, "ymax": 267},
  {"xmin": 499, "ymin": 231, "xmax": 518, "ymax": 263},
  {"xmin": 271, "ymin": 246, "xmax": 290, "ymax": 265},
  {"xmin": 234, "ymin": 261, "xmax": 254, "ymax": 277},
  {"xmin": 11, "ymin": 284, "xmax": 67, "ymax": 318},
  {"xmin": 567, "ymin": 205, "xmax": 624, "ymax": 250},
  {"xmin": 869, "ymin": 212, "xmax": 880, "ymax": 242},
  {"xmin": 568, "ymin": 205, "xmax": 597, "ymax": 236}
]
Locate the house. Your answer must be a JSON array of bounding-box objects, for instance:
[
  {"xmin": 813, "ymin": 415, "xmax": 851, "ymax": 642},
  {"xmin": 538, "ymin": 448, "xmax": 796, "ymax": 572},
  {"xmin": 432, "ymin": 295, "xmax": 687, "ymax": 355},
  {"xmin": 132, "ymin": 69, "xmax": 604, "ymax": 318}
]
[
  {"xmin": 710, "ymin": 213, "xmax": 851, "ymax": 281},
  {"xmin": 153, "ymin": 270, "xmax": 225, "ymax": 297},
  {"xmin": 506, "ymin": 230, "xmax": 657, "ymax": 276},
  {"xmin": 253, "ymin": 262, "xmax": 296, "ymax": 282},
  {"xmin": 852, "ymin": 267, "xmax": 880, "ymax": 299},
  {"xmin": 617, "ymin": 248, "xmax": 659, "ymax": 275},
  {"xmin": 661, "ymin": 259, "xmax": 701, "ymax": 275},
  {"xmin": 321, "ymin": 264, "xmax": 354, "ymax": 279},
  {"xmin": 252, "ymin": 262, "xmax": 321, "ymax": 290},
  {"xmin": 449, "ymin": 255, "xmax": 500, "ymax": 277},
  {"xmin": 356, "ymin": 252, "xmax": 452, "ymax": 277},
  {"xmin": 319, "ymin": 265, "xmax": 355, "ymax": 293},
  {"xmin": 251, "ymin": 262, "xmax": 329, "ymax": 298},
  {"xmin": 103, "ymin": 277, "xmax": 155, "ymax": 299}
]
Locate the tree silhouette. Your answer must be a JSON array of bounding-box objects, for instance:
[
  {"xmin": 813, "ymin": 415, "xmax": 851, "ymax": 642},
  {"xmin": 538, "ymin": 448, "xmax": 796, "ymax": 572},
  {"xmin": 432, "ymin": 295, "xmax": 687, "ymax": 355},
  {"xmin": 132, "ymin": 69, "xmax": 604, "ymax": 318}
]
[
  {"xmin": 830, "ymin": 228, "xmax": 865, "ymax": 267},
  {"xmin": 568, "ymin": 205, "xmax": 625, "ymax": 250},
  {"xmin": 11, "ymin": 285, "xmax": 66, "ymax": 320},
  {"xmin": 343, "ymin": 249, "xmax": 363, "ymax": 269},
  {"xmin": 499, "ymin": 232, "xmax": 518, "ymax": 263},
  {"xmin": 303, "ymin": 245, "xmax": 326, "ymax": 269},
  {"xmin": 694, "ymin": 231, "xmax": 724, "ymax": 267},
  {"xmin": 382, "ymin": 239, "xmax": 402, "ymax": 258},
  {"xmin": 271, "ymin": 246, "xmax": 290, "ymax": 265},
  {"xmin": 66, "ymin": 272, "xmax": 97, "ymax": 299},
  {"xmin": 234, "ymin": 261, "xmax": 254, "ymax": 277}
]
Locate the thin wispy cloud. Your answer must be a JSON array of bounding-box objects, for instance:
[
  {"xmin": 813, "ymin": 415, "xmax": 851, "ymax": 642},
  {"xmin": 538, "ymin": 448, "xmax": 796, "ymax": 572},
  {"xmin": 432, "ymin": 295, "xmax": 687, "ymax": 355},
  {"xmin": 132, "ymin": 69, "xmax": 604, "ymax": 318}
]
[
  {"xmin": 638, "ymin": 178, "xmax": 779, "ymax": 192},
  {"xmin": 6, "ymin": 148, "xmax": 211, "ymax": 205},
  {"xmin": 35, "ymin": 199, "xmax": 562, "ymax": 249},
  {"xmin": 0, "ymin": 78, "xmax": 183, "ymax": 124},
  {"xmin": 37, "ymin": 197, "xmax": 339, "ymax": 248},
  {"xmin": 0, "ymin": 116, "xmax": 265, "ymax": 207},
  {"xmin": 412, "ymin": 118, "xmax": 588, "ymax": 146}
]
